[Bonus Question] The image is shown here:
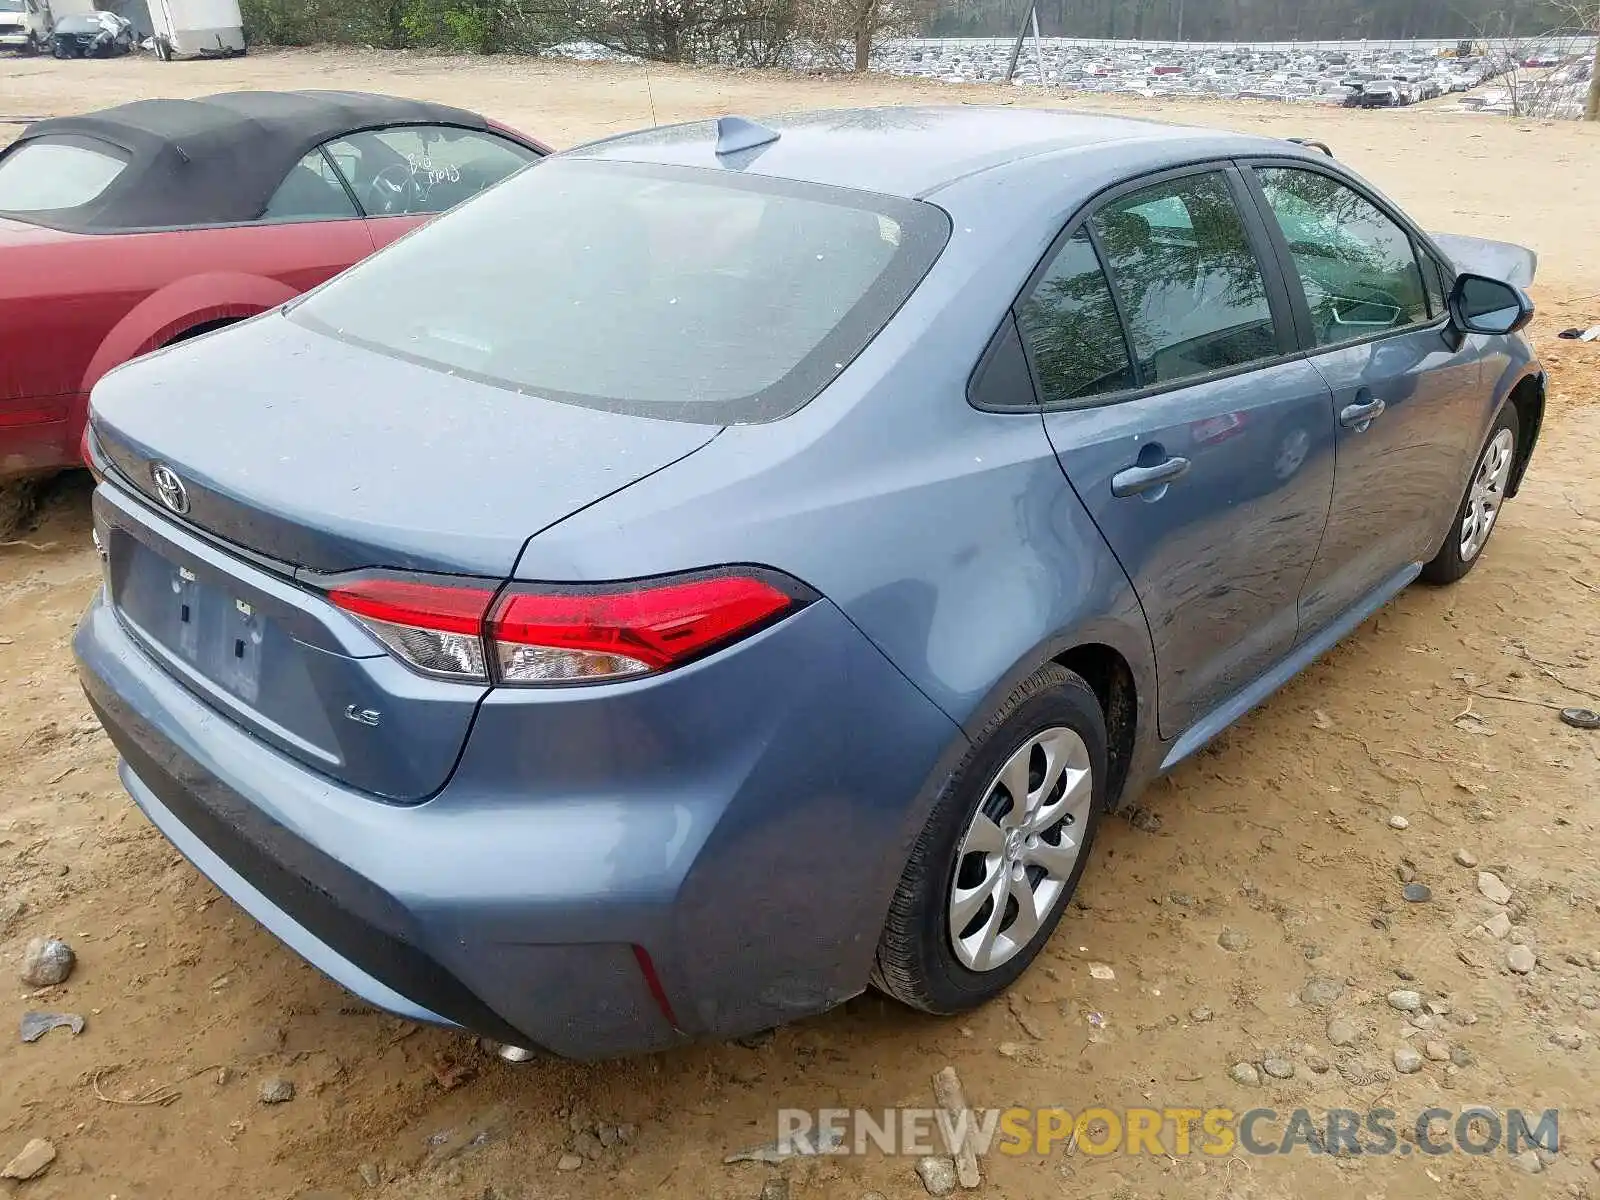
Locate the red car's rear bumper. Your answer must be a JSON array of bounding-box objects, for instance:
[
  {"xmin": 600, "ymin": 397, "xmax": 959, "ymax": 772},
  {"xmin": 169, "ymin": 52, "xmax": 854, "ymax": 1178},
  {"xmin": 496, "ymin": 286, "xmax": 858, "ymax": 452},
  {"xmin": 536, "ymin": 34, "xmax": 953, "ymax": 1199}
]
[{"xmin": 0, "ymin": 393, "xmax": 85, "ymax": 481}]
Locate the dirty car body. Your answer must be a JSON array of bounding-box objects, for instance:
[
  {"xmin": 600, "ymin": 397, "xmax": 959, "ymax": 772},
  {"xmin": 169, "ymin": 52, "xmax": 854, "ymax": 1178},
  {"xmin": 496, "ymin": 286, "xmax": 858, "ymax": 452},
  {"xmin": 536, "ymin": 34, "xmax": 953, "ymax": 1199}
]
[
  {"xmin": 0, "ymin": 90, "xmax": 547, "ymax": 481},
  {"xmin": 75, "ymin": 107, "xmax": 1544, "ymax": 1058}
]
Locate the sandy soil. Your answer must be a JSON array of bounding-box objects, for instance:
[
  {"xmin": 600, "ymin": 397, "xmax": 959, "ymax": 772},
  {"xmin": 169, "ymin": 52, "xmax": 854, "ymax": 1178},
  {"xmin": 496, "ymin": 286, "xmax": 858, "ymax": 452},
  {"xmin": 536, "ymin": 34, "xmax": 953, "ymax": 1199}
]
[{"xmin": 2, "ymin": 48, "xmax": 1600, "ymax": 1200}]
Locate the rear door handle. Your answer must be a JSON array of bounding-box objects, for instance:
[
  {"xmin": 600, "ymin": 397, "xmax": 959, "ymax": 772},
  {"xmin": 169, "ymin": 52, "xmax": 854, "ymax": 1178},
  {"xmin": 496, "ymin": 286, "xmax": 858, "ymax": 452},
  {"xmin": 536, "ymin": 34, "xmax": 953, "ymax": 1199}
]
[
  {"xmin": 1111, "ymin": 456, "xmax": 1191, "ymax": 498},
  {"xmin": 1339, "ymin": 397, "xmax": 1387, "ymax": 430}
]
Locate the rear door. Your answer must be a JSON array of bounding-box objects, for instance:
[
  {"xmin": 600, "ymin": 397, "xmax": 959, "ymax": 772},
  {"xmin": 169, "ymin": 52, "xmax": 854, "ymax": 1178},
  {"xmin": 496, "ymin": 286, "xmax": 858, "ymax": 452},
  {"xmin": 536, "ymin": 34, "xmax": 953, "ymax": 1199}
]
[
  {"xmin": 1026, "ymin": 166, "xmax": 1336, "ymax": 738},
  {"xmin": 1240, "ymin": 161, "xmax": 1483, "ymax": 637}
]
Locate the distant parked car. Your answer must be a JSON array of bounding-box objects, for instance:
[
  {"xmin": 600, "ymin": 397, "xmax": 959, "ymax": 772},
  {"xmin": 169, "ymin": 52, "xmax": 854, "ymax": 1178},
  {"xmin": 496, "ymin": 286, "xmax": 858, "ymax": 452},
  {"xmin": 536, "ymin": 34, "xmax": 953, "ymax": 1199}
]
[
  {"xmin": 0, "ymin": 0, "xmax": 52, "ymax": 54},
  {"xmin": 76, "ymin": 107, "xmax": 1545, "ymax": 1059},
  {"xmin": 1355, "ymin": 80, "xmax": 1404, "ymax": 107},
  {"xmin": 49, "ymin": 10, "xmax": 133, "ymax": 56},
  {"xmin": 0, "ymin": 90, "xmax": 548, "ymax": 481}
]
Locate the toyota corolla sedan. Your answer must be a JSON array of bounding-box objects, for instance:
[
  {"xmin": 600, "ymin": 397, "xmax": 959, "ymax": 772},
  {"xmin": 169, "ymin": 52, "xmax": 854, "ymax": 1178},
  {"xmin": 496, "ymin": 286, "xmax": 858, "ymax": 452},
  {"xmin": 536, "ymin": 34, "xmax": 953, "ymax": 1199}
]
[{"xmin": 76, "ymin": 107, "xmax": 1543, "ymax": 1059}]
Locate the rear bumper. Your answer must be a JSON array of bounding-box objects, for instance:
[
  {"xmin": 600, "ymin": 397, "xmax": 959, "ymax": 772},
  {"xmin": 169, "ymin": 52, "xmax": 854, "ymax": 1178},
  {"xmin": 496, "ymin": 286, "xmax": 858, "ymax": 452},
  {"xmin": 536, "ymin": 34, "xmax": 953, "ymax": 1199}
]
[
  {"xmin": 0, "ymin": 395, "xmax": 83, "ymax": 481},
  {"xmin": 76, "ymin": 582, "xmax": 959, "ymax": 1058}
]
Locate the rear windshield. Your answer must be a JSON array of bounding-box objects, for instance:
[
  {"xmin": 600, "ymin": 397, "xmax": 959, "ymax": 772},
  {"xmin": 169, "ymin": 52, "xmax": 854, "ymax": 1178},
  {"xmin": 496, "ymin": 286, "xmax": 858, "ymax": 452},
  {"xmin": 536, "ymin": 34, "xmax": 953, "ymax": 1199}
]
[
  {"xmin": 289, "ymin": 158, "xmax": 950, "ymax": 423},
  {"xmin": 0, "ymin": 137, "xmax": 129, "ymax": 212}
]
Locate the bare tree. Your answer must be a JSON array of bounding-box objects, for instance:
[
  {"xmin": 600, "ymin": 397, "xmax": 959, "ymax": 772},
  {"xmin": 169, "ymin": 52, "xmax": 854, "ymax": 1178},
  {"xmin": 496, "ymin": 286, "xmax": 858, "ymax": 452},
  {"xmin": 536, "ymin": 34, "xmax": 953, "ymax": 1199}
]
[{"xmin": 1556, "ymin": 0, "xmax": 1600, "ymax": 118}]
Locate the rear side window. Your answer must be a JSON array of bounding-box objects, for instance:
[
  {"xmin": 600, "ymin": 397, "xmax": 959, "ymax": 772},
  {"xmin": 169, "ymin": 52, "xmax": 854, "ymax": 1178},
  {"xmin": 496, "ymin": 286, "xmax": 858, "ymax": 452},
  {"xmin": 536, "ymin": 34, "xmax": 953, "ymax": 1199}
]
[
  {"xmin": 261, "ymin": 149, "xmax": 360, "ymax": 222},
  {"xmin": 1016, "ymin": 229, "xmax": 1134, "ymax": 406},
  {"xmin": 290, "ymin": 158, "xmax": 950, "ymax": 423},
  {"xmin": 1089, "ymin": 172, "xmax": 1279, "ymax": 386},
  {"xmin": 321, "ymin": 125, "xmax": 539, "ymax": 217},
  {"xmin": 0, "ymin": 137, "xmax": 128, "ymax": 212}
]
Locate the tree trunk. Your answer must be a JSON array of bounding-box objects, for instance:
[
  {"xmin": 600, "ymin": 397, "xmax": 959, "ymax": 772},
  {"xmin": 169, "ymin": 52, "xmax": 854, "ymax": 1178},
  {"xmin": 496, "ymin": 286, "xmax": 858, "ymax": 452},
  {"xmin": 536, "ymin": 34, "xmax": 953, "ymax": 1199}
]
[
  {"xmin": 853, "ymin": 2, "xmax": 873, "ymax": 72},
  {"xmin": 1586, "ymin": 32, "xmax": 1599, "ymax": 121}
]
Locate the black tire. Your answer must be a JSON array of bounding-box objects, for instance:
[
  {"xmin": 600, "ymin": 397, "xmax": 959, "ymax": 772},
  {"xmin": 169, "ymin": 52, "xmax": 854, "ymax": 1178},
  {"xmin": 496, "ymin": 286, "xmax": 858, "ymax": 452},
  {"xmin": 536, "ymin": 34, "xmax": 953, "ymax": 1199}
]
[
  {"xmin": 1421, "ymin": 403, "xmax": 1519, "ymax": 585},
  {"xmin": 872, "ymin": 663, "xmax": 1106, "ymax": 1014},
  {"xmin": 51, "ymin": 38, "xmax": 67, "ymax": 57}
]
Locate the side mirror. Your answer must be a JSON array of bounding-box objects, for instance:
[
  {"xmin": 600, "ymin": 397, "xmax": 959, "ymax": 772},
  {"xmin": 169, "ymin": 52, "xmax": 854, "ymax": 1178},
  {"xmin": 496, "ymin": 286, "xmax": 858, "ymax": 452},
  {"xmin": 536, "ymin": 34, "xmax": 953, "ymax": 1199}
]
[{"xmin": 1449, "ymin": 272, "xmax": 1534, "ymax": 336}]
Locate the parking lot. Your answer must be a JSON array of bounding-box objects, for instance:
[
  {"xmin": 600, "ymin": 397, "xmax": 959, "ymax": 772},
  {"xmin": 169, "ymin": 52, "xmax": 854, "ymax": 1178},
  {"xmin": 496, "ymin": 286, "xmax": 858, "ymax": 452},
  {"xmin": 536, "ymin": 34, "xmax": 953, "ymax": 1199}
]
[{"xmin": 2, "ymin": 47, "xmax": 1600, "ymax": 1200}]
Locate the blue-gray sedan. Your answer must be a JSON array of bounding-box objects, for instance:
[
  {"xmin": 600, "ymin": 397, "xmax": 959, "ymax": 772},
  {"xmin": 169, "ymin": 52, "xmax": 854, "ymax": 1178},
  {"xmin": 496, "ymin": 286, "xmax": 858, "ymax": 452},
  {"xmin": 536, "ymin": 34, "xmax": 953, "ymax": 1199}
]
[{"xmin": 75, "ymin": 106, "xmax": 1544, "ymax": 1058}]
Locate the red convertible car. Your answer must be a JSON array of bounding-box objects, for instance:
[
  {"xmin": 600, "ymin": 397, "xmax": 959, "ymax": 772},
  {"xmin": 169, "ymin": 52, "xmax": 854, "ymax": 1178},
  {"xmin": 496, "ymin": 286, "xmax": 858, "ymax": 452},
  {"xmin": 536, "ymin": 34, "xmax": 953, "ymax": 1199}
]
[{"xmin": 0, "ymin": 90, "xmax": 549, "ymax": 481}]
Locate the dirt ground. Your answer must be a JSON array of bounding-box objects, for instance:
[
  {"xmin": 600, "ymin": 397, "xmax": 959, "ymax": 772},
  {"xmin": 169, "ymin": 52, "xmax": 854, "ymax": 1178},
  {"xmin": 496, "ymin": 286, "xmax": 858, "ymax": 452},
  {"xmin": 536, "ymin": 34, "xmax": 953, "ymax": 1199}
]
[{"xmin": 3, "ymin": 47, "xmax": 1600, "ymax": 1200}]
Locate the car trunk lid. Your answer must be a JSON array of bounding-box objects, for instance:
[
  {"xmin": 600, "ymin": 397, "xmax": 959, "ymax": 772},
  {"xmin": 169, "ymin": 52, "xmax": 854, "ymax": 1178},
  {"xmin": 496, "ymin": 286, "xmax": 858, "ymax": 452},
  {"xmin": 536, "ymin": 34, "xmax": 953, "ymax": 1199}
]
[
  {"xmin": 88, "ymin": 314, "xmax": 721, "ymax": 800},
  {"xmin": 89, "ymin": 312, "xmax": 722, "ymax": 577}
]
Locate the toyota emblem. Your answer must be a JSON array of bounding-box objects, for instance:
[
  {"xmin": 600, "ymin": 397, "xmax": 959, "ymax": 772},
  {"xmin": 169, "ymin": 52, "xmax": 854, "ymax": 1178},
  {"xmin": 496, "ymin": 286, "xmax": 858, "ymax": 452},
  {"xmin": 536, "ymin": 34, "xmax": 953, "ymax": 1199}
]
[{"xmin": 149, "ymin": 463, "xmax": 190, "ymax": 515}]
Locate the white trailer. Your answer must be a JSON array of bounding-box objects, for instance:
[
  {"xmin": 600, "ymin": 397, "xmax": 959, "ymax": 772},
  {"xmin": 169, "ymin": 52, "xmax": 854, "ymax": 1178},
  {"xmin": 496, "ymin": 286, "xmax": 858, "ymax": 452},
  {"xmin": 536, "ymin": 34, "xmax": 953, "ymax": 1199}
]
[{"xmin": 148, "ymin": 0, "xmax": 243, "ymax": 58}]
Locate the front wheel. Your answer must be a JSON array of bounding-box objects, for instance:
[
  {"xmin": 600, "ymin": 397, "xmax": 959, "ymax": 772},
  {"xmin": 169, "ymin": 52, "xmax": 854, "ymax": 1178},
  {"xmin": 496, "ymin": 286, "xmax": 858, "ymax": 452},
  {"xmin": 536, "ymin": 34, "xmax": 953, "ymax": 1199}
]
[
  {"xmin": 1421, "ymin": 403, "xmax": 1519, "ymax": 585},
  {"xmin": 872, "ymin": 664, "xmax": 1105, "ymax": 1014}
]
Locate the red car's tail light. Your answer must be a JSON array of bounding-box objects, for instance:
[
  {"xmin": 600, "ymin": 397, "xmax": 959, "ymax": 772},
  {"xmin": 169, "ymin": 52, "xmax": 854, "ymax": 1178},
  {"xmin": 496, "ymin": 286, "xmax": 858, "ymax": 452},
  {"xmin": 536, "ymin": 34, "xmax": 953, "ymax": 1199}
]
[
  {"xmin": 327, "ymin": 571, "xmax": 808, "ymax": 686},
  {"xmin": 488, "ymin": 575, "xmax": 798, "ymax": 684},
  {"xmin": 329, "ymin": 578, "xmax": 496, "ymax": 681}
]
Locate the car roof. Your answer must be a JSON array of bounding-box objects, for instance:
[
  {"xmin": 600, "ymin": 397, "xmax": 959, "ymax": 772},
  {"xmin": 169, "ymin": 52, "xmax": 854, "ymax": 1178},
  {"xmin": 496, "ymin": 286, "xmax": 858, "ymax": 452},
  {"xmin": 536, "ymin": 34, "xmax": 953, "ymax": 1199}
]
[
  {"xmin": 568, "ymin": 105, "xmax": 1296, "ymax": 199},
  {"xmin": 4, "ymin": 90, "xmax": 495, "ymax": 233}
]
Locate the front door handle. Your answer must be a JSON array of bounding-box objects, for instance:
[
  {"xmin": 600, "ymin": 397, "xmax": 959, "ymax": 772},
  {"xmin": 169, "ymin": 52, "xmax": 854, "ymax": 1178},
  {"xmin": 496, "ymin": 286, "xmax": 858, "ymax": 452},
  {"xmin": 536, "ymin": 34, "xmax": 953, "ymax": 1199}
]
[
  {"xmin": 1111, "ymin": 456, "xmax": 1191, "ymax": 498},
  {"xmin": 1339, "ymin": 396, "xmax": 1387, "ymax": 431}
]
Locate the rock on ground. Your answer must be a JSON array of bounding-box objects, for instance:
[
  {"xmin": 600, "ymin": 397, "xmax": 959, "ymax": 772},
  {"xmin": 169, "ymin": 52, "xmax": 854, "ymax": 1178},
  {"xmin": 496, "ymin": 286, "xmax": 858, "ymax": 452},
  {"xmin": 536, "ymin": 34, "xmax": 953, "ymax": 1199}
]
[
  {"xmin": 1300, "ymin": 977, "xmax": 1346, "ymax": 1007},
  {"xmin": 1387, "ymin": 989, "xmax": 1423, "ymax": 1012},
  {"xmin": 1262, "ymin": 1056, "xmax": 1293, "ymax": 1079},
  {"xmin": 915, "ymin": 1156, "xmax": 957, "ymax": 1196},
  {"xmin": 1, "ymin": 1139, "xmax": 56, "ymax": 1181},
  {"xmin": 556, "ymin": 1153, "xmax": 583, "ymax": 1171},
  {"xmin": 258, "ymin": 1077, "xmax": 295, "ymax": 1104},
  {"xmin": 1218, "ymin": 928, "xmax": 1250, "ymax": 951},
  {"xmin": 1326, "ymin": 1014, "xmax": 1359, "ymax": 1047},
  {"xmin": 1394, "ymin": 1047, "xmax": 1423, "ymax": 1074},
  {"xmin": 1507, "ymin": 945, "xmax": 1537, "ymax": 974},
  {"xmin": 1230, "ymin": 1063, "xmax": 1260, "ymax": 1086},
  {"xmin": 19, "ymin": 937, "xmax": 74, "ymax": 988},
  {"xmin": 1454, "ymin": 848, "xmax": 1479, "ymax": 867},
  {"xmin": 1478, "ymin": 872, "xmax": 1513, "ymax": 905}
]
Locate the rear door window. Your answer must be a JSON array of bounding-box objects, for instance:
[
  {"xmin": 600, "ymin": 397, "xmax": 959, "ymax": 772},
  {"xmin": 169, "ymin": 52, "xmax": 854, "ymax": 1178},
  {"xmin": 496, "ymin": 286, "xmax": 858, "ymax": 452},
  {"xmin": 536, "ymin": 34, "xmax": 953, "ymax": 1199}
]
[
  {"xmin": 289, "ymin": 158, "xmax": 950, "ymax": 423},
  {"xmin": 0, "ymin": 137, "xmax": 128, "ymax": 212},
  {"xmin": 1089, "ymin": 172, "xmax": 1280, "ymax": 386}
]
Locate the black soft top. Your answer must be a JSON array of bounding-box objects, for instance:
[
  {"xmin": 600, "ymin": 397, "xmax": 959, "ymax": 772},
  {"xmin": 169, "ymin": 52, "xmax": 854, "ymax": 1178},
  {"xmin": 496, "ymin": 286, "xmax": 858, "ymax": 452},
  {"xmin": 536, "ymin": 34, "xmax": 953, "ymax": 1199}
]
[{"xmin": 6, "ymin": 89, "xmax": 494, "ymax": 232}]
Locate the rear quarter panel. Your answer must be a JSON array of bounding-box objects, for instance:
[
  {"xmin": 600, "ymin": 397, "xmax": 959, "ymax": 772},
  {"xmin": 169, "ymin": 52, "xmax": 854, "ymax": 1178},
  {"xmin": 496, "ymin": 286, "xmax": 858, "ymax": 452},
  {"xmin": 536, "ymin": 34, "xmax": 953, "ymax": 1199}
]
[{"xmin": 508, "ymin": 148, "xmax": 1178, "ymax": 834}]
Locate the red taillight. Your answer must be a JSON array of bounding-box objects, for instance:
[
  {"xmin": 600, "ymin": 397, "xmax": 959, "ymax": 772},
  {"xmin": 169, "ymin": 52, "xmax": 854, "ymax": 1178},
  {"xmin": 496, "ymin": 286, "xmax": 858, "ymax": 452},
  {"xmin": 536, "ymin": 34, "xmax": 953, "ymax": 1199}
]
[
  {"xmin": 489, "ymin": 575, "xmax": 797, "ymax": 684},
  {"xmin": 81, "ymin": 424, "xmax": 104, "ymax": 482},
  {"xmin": 327, "ymin": 571, "xmax": 803, "ymax": 685},
  {"xmin": 329, "ymin": 578, "xmax": 496, "ymax": 681}
]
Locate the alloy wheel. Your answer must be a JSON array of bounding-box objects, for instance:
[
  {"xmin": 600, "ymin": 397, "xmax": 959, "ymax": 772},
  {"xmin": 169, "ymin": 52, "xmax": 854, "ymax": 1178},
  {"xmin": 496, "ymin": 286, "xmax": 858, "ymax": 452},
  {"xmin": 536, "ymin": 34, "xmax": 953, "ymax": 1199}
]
[
  {"xmin": 1459, "ymin": 427, "xmax": 1515, "ymax": 562},
  {"xmin": 947, "ymin": 726, "xmax": 1092, "ymax": 972}
]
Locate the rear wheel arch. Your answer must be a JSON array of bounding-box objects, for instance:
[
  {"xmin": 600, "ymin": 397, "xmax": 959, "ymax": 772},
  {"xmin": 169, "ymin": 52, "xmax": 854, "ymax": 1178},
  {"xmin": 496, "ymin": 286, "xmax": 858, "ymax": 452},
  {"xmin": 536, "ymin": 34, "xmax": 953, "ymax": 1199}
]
[
  {"xmin": 79, "ymin": 272, "xmax": 298, "ymax": 396},
  {"xmin": 1504, "ymin": 372, "xmax": 1543, "ymax": 498},
  {"xmin": 1053, "ymin": 643, "xmax": 1138, "ymax": 811},
  {"xmin": 158, "ymin": 316, "xmax": 243, "ymax": 347},
  {"xmin": 943, "ymin": 620, "xmax": 1154, "ymax": 816}
]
